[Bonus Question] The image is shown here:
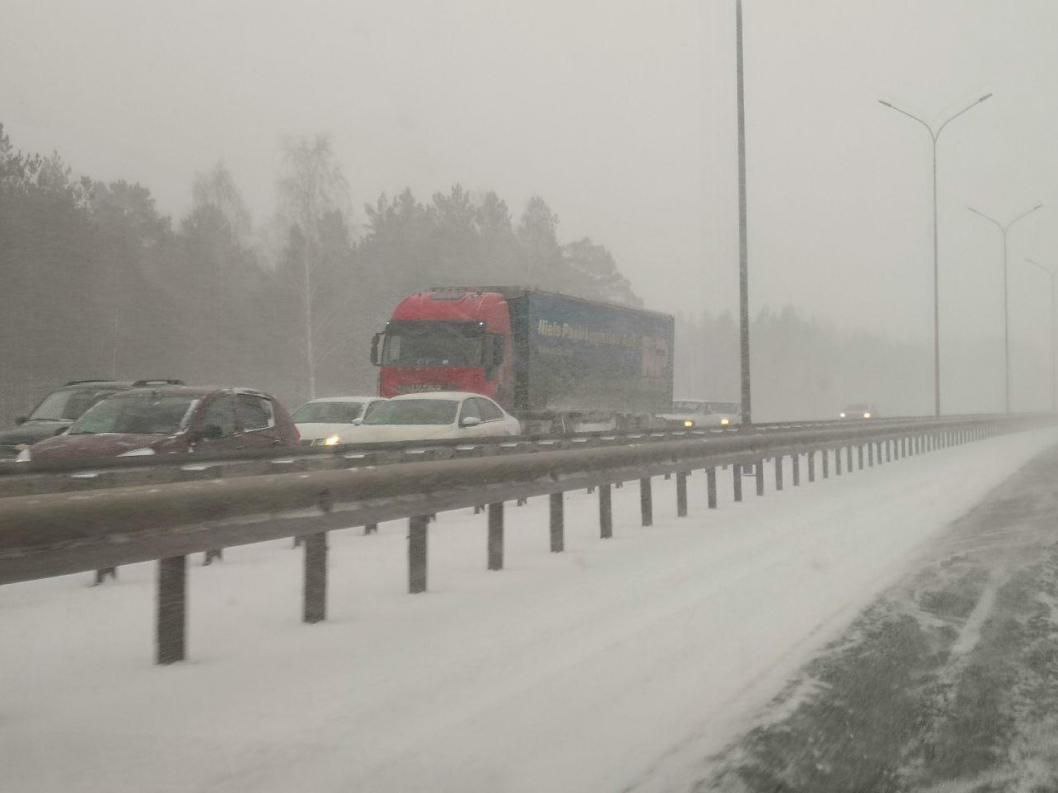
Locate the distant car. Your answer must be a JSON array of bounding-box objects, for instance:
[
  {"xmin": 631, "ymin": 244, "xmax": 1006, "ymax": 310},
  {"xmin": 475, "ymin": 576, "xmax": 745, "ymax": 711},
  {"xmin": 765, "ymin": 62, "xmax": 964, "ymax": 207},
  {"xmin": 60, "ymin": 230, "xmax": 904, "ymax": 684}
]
[
  {"xmin": 351, "ymin": 392, "xmax": 521, "ymax": 443},
  {"xmin": 292, "ymin": 395, "xmax": 387, "ymax": 446},
  {"xmin": 656, "ymin": 399, "xmax": 742, "ymax": 429},
  {"xmin": 840, "ymin": 403, "xmax": 878, "ymax": 419},
  {"xmin": 17, "ymin": 385, "xmax": 299, "ymax": 464},
  {"xmin": 0, "ymin": 379, "xmax": 184, "ymax": 459}
]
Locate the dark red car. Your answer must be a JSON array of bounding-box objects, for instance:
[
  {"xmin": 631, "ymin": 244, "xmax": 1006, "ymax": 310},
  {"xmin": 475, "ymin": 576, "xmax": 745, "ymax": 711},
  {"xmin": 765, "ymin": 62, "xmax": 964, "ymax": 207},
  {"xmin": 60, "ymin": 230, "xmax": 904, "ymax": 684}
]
[{"xmin": 19, "ymin": 385, "xmax": 299, "ymax": 464}]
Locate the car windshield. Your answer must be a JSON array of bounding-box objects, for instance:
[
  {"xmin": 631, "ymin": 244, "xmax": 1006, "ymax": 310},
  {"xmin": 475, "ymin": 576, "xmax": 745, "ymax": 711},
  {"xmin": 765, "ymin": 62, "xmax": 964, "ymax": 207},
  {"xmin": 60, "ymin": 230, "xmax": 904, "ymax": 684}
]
[
  {"xmin": 362, "ymin": 399, "xmax": 458, "ymax": 426},
  {"xmin": 672, "ymin": 400, "xmax": 708, "ymax": 413},
  {"xmin": 29, "ymin": 388, "xmax": 116, "ymax": 421},
  {"xmin": 706, "ymin": 402, "xmax": 739, "ymax": 414},
  {"xmin": 845, "ymin": 403, "xmax": 871, "ymax": 412},
  {"xmin": 292, "ymin": 401, "xmax": 365, "ymax": 423},
  {"xmin": 68, "ymin": 394, "xmax": 198, "ymax": 435}
]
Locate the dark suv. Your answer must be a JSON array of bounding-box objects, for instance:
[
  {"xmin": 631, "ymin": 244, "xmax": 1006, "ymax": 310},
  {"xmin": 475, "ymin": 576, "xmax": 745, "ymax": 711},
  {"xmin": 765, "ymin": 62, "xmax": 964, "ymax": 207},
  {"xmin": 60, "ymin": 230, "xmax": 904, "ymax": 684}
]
[
  {"xmin": 18, "ymin": 385, "xmax": 300, "ymax": 464},
  {"xmin": 0, "ymin": 379, "xmax": 183, "ymax": 459}
]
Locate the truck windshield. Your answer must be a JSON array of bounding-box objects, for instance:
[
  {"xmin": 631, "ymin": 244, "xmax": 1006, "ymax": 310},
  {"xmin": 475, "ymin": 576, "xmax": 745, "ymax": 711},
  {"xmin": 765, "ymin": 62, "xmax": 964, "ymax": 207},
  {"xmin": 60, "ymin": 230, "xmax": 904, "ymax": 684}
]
[{"xmin": 382, "ymin": 322, "xmax": 484, "ymax": 368}]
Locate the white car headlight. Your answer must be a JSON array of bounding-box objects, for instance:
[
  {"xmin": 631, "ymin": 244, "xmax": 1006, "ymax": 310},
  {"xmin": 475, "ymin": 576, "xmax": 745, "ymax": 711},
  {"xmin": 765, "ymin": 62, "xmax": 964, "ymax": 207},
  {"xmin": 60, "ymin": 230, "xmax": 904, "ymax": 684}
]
[
  {"xmin": 683, "ymin": 419, "xmax": 694, "ymax": 428},
  {"xmin": 15, "ymin": 447, "xmax": 31, "ymax": 463},
  {"xmin": 720, "ymin": 417, "xmax": 730, "ymax": 426},
  {"xmin": 118, "ymin": 447, "xmax": 156, "ymax": 457},
  {"xmin": 323, "ymin": 434, "xmax": 341, "ymax": 446}
]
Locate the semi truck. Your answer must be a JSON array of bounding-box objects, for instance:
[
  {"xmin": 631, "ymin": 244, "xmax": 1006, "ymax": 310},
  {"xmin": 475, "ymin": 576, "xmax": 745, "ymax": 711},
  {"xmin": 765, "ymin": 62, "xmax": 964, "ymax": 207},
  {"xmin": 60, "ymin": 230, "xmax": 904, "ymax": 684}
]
[{"xmin": 370, "ymin": 287, "xmax": 674, "ymax": 432}]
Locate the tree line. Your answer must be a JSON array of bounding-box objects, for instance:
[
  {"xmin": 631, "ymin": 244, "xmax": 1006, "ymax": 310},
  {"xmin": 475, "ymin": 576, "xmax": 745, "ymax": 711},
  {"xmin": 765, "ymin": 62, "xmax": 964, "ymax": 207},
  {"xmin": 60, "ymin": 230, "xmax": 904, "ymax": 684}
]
[{"xmin": 0, "ymin": 126, "xmax": 639, "ymax": 421}]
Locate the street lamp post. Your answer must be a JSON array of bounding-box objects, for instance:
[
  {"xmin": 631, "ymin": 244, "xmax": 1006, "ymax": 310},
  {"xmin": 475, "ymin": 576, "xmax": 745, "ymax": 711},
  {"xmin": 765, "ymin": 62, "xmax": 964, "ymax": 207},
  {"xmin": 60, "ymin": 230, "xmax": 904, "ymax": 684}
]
[
  {"xmin": 735, "ymin": 0, "xmax": 751, "ymax": 425},
  {"xmin": 1024, "ymin": 257, "xmax": 1056, "ymax": 413},
  {"xmin": 967, "ymin": 203, "xmax": 1043, "ymax": 413},
  {"xmin": 878, "ymin": 94, "xmax": 992, "ymax": 416}
]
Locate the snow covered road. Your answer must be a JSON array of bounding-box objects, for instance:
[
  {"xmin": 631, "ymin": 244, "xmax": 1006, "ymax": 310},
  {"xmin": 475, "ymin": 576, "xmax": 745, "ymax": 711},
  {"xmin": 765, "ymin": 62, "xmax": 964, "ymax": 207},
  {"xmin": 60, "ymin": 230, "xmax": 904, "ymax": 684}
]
[{"xmin": 3, "ymin": 428, "xmax": 1056, "ymax": 793}]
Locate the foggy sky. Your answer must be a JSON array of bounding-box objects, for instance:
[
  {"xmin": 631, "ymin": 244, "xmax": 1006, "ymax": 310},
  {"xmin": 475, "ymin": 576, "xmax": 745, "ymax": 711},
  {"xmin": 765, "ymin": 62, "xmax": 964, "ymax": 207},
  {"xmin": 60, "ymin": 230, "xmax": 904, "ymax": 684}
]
[{"xmin": 3, "ymin": 0, "xmax": 1057, "ymax": 354}]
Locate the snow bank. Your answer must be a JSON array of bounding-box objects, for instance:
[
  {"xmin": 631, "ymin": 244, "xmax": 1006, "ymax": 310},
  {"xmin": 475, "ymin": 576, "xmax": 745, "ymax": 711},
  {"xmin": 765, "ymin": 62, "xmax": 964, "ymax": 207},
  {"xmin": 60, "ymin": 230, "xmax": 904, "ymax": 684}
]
[{"xmin": 2, "ymin": 429, "xmax": 1055, "ymax": 793}]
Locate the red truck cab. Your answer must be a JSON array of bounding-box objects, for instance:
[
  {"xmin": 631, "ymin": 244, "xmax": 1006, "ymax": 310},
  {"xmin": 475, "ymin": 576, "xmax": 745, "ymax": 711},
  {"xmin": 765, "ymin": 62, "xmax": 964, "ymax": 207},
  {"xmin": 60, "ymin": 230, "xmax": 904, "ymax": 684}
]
[{"xmin": 371, "ymin": 289, "xmax": 513, "ymax": 406}]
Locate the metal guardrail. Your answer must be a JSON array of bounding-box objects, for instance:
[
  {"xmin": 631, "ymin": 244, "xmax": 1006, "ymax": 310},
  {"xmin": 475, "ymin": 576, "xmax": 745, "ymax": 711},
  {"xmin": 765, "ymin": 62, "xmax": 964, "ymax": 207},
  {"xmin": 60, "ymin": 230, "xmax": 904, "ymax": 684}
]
[
  {"xmin": 0, "ymin": 414, "xmax": 1018, "ymax": 498},
  {"xmin": 0, "ymin": 414, "xmax": 1048, "ymax": 664}
]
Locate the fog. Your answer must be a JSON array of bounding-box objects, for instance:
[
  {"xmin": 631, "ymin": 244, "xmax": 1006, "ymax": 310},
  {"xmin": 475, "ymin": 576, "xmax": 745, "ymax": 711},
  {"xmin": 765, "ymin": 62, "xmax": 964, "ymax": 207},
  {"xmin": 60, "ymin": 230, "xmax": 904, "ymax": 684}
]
[{"xmin": 2, "ymin": 0, "xmax": 1057, "ymax": 417}]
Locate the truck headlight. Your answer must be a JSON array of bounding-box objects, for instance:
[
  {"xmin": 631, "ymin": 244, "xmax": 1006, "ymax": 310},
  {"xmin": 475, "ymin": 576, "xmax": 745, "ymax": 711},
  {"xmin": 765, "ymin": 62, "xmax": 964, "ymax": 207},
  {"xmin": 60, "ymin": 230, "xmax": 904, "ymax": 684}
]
[
  {"xmin": 720, "ymin": 418, "xmax": 730, "ymax": 426},
  {"xmin": 683, "ymin": 419, "xmax": 694, "ymax": 428},
  {"xmin": 863, "ymin": 412, "xmax": 871, "ymax": 419},
  {"xmin": 840, "ymin": 412, "xmax": 846, "ymax": 418}
]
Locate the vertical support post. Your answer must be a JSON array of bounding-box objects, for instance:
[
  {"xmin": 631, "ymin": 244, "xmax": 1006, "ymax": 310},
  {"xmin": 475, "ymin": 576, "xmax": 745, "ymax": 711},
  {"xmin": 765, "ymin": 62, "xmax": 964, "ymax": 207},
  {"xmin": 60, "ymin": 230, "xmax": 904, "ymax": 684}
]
[
  {"xmin": 846, "ymin": 445, "xmax": 853, "ymax": 471},
  {"xmin": 488, "ymin": 502, "xmax": 504, "ymax": 571},
  {"xmin": 303, "ymin": 531, "xmax": 327, "ymax": 624},
  {"xmin": 807, "ymin": 450, "xmax": 816, "ymax": 482},
  {"xmin": 755, "ymin": 460, "xmax": 765, "ymax": 496},
  {"xmin": 733, "ymin": 465, "xmax": 743, "ymax": 501},
  {"xmin": 835, "ymin": 447, "xmax": 843, "ymax": 475},
  {"xmin": 858, "ymin": 445, "xmax": 865, "ymax": 469},
  {"xmin": 791, "ymin": 453, "xmax": 800, "ymax": 486},
  {"xmin": 774, "ymin": 456, "xmax": 783, "ymax": 490},
  {"xmin": 869, "ymin": 443, "xmax": 875, "ymax": 467},
  {"xmin": 408, "ymin": 515, "xmax": 428, "ymax": 593},
  {"xmin": 676, "ymin": 471, "xmax": 688, "ymax": 517},
  {"xmin": 707, "ymin": 467, "xmax": 718, "ymax": 507},
  {"xmin": 640, "ymin": 477, "xmax": 653, "ymax": 526},
  {"xmin": 821, "ymin": 448, "xmax": 829, "ymax": 478},
  {"xmin": 156, "ymin": 555, "xmax": 187, "ymax": 665},
  {"xmin": 550, "ymin": 492, "xmax": 564, "ymax": 553},
  {"xmin": 600, "ymin": 483, "xmax": 613, "ymax": 538}
]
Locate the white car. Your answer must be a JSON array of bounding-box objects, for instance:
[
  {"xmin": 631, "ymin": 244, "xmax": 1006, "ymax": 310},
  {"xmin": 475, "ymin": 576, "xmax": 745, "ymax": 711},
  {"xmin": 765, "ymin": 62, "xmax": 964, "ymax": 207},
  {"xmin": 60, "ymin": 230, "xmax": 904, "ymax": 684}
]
[
  {"xmin": 292, "ymin": 395, "xmax": 386, "ymax": 446},
  {"xmin": 353, "ymin": 392, "xmax": 521, "ymax": 443},
  {"xmin": 656, "ymin": 399, "xmax": 742, "ymax": 429}
]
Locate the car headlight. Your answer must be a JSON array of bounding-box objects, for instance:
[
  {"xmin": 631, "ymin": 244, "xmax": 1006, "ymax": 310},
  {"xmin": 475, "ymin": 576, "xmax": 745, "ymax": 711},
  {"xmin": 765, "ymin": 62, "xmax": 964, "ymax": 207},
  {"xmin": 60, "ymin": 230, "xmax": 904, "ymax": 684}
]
[
  {"xmin": 683, "ymin": 419, "xmax": 694, "ymax": 428},
  {"xmin": 15, "ymin": 447, "xmax": 31, "ymax": 463},
  {"xmin": 863, "ymin": 412, "xmax": 871, "ymax": 419},
  {"xmin": 839, "ymin": 412, "xmax": 846, "ymax": 418},
  {"xmin": 720, "ymin": 418, "xmax": 730, "ymax": 426},
  {"xmin": 323, "ymin": 434, "xmax": 341, "ymax": 446},
  {"xmin": 118, "ymin": 447, "xmax": 156, "ymax": 457}
]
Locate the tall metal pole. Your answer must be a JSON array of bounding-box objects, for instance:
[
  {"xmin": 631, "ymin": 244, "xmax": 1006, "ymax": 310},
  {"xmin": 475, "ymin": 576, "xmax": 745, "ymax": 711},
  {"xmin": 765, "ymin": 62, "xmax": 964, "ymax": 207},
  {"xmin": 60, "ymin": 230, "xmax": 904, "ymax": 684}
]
[
  {"xmin": 878, "ymin": 94, "xmax": 991, "ymax": 416},
  {"xmin": 1025, "ymin": 258, "xmax": 1056, "ymax": 412},
  {"xmin": 930, "ymin": 138, "xmax": 939, "ymax": 417},
  {"xmin": 967, "ymin": 203, "xmax": 1043, "ymax": 414},
  {"xmin": 736, "ymin": 0, "xmax": 751, "ymax": 424}
]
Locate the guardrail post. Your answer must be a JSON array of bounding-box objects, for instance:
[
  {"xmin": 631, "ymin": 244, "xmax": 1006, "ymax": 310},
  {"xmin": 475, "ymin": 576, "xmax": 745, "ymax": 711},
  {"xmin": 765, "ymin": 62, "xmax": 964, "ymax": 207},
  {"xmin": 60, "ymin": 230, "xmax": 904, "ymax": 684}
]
[
  {"xmin": 550, "ymin": 492, "xmax": 564, "ymax": 552},
  {"xmin": 774, "ymin": 456, "xmax": 784, "ymax": 490},
  {"xmin": 807, "ymin": 450, "xmax": 816, "ymax": 482},
  {"xmin": 755, "ymin": 460, "xmax": 765, "ymax": 496},
  {"xmin": 868, "ymin": 442, "xmax": 875, "ymax": 467},
  {"xmin": 488, "ymin": 502, "xmax": 504, "ymax": 570},
  {"xmin": 886, "ymin": 439, "xmax": 892, "ymax": 462},
  {"xmin": 94, "ymin": 567, "xmax": 117, "ymax": 585},
  {"xmin": 846, "ymin": 445, "xmax": 853, "ymax": 472},
  {"xmin": 640, "ymin": 477, "xmax": 653, "ymax": 526},
  {"xmin": 821, "ymin": 449, "xmax": 829, "ymax": 479},
  {"xmin": 408, "ymin": 515, "xmax": 428, "ymax": 593},
  {"xmin": 156, "ymin": 555, "xmax": 187, "ymax": 665},
  {"xmin": 600, "ymin": 483, "xmax": 613, "ymax": 538},
  {"xmin": 791, "ymin": 454, "xmax": 801, "ymax": 486},
  {"xmin": 303, "ymin": 532, "xmax": 327, "ymax": 624},
  {"xmin": 707, "ymin": 467, "xmax": 718, "ymax": 507},
  {"xmin": 858, "ymin": 445, "xmax": 865, "ymax": 469},
  {"xmin": 733, "ymin": 465, "xmax": 743, "ymax": 501},
  {"xmin": 835, "ymin": 447, "xmax": 843, "ymax": 475},
  {"xmin": 676, "ymin": 472, "xmax": 688, "ymax": 517}
]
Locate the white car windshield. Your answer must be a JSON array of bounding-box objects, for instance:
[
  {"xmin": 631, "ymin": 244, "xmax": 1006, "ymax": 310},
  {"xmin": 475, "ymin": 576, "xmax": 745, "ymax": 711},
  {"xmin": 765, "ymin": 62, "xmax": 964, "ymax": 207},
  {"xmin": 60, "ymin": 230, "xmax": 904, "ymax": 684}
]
[
  {"xmin": 293, "ymin": 401, "xmax": 365, "ymax": 423},
  {"xmin": 362, "ymin": 399, "xmax": 458, "ymax": 426}
]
